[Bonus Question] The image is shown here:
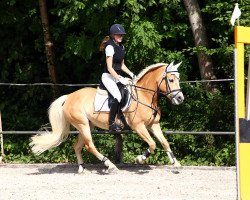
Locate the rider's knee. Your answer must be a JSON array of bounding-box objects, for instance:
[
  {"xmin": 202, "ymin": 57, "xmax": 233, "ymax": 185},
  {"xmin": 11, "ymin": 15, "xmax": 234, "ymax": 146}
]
[{"xmin": 115, "ymin": 94, "xmax": 122, "ymax": 103}]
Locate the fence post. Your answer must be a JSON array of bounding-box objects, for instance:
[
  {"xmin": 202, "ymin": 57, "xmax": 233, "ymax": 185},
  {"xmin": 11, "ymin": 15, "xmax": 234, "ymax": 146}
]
[
  {"xmin": 114, "ymin": 134, "xmax": 123, "ymax": 164},
  {"xmin": 0, "ymin": 112, "xmax": 4, "ymax": 163}
]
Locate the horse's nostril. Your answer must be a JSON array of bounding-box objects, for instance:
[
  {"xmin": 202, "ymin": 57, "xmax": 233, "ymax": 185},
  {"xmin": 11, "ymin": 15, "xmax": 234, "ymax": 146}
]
[{"xmin": 177, "ymin": 94, "xmax": 184, "ymax": 102}]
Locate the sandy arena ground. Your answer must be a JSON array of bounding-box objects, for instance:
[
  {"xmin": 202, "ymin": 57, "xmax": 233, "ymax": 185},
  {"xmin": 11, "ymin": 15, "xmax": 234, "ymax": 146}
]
[{"xmin": 0, "ymin": 164, "xmax": 237, "ymax": 200}]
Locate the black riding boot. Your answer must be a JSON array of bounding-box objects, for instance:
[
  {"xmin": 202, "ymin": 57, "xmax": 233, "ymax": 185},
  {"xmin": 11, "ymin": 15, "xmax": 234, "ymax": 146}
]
[{"xmin": 109, "ymin": 98, "xmax": 122, "ymax": 132}]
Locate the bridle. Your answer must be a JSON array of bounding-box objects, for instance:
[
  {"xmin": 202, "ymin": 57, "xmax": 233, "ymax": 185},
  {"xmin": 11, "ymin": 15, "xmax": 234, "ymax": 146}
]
[
  {"xmin": 158, "ymin": 66, "xmax": 182, "ymax": 101},
  {"xmin": 129, "ymin": 65, "xmax": 182, "ymax": 116}
]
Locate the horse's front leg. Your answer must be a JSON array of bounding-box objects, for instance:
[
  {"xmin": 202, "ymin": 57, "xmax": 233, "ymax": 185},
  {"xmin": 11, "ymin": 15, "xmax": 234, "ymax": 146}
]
[
  {"xmin": 149, "ymin": 123, "xmax": 181, "ymax": 167},
  {"xmin": 134, "ymin": 125, "xmax": 156, "ymax": 164}
]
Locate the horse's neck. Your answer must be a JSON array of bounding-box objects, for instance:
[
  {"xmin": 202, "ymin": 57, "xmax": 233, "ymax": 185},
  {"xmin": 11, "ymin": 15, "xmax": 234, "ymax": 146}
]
[
  {"xmin": 135, "ymin": 67, "xmax": 162, "ymax": 104},
  {"xmin": 137, "ymin": 76, "xmax": 156, "ymax": 91},
  {"xmin": 136, "ymin": 67, "xmax": 162, "ymax": 91}
]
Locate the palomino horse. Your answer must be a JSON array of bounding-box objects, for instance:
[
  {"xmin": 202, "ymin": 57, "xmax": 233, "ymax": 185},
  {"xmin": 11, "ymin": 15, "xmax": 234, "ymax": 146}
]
[{"xmin": 30, "ymin": 62, "xmax": 184, "ymax": 173}]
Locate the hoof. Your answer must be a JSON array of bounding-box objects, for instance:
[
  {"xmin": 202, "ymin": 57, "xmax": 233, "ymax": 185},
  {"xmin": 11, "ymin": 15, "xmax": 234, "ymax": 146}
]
[
  {"xmin": 135, "ymin": 155, "xmax": 145, "ymax": 164},
  {"xmin": 103, "ymin": 159, "xmax": 119, "ymax": 174},
  {"xmin": 78, "ymin": 168, "xmax": 91, "ymax": 174},
  {"xmin": 103, "ymin": 166, "xmax": 119, "ymax": 174},
  {"xmin": 173, "ymin": 160, "xmax": 181, "ymax": 167},
  {"xmin": 78, "ymin": 165, "xmax": 91, "ymax": 174}
]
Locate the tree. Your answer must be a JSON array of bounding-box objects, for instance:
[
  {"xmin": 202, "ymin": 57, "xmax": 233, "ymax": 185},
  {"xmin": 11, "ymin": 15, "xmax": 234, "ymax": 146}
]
[
  {"xmin": 38, "ymin": 0, "xmax": 57, "ymax": 85},
  {"xmin": 183, "ymin": 0, "xmax": 217, "ymax": 93}
]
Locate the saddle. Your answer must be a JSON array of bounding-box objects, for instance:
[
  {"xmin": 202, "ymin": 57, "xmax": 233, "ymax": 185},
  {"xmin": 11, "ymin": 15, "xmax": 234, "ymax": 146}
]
[{"xmin": 94, "ymin": 80, "xmax": 131, "ymax": 112}]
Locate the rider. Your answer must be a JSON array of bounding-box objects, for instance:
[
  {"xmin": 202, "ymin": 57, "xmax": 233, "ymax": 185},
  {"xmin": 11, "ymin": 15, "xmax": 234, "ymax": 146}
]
[{"xmin": 99, "ymin": 24, "xmax": 135, "ymax": 131}]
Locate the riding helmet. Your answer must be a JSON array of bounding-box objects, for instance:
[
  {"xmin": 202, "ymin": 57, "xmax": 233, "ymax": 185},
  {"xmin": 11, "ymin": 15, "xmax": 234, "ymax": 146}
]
[{"xmin": 110, "ymin": 24, "xmax": 126, "ymax": 35}]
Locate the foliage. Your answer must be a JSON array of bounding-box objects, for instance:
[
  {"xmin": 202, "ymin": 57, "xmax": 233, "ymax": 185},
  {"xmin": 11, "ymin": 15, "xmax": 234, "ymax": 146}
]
[{"xmin": 1, "ymin": 0, "xmax": 249, "ymax": 166}]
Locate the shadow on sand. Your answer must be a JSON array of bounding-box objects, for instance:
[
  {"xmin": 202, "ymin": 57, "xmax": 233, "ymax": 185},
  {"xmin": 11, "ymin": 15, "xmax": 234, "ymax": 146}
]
[{"xmin": 26, "ymin": 163, "xmax": 154, "ymax": 175}]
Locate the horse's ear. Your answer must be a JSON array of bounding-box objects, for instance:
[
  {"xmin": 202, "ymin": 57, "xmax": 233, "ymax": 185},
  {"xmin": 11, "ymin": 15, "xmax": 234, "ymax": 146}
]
[
  {"xmin": 173, "ymin": 62, "xmax": 182, "ymax": 71},
  {"xmin": 166, "ymin": 61, "xmax": 174, "ymax": 72}
]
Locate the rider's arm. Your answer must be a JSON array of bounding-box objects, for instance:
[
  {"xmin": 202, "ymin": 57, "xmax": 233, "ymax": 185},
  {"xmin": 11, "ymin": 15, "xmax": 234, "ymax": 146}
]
[
  {"xmin": 121, "ymin": 60, "xmax": 134, "ymax": 78},
  {"xmin": 106, "ymin": 56, "xmax": 120, "ymax": 80},
  {"xmin": 105, "ymin": 45, "xmax": 120, "ymax": 80}
]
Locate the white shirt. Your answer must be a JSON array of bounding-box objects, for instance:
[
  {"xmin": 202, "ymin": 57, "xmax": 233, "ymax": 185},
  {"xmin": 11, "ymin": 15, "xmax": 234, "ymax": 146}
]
[{"xmin": 105, "ymin": 45, "xmax": 114, "ymax": 57}]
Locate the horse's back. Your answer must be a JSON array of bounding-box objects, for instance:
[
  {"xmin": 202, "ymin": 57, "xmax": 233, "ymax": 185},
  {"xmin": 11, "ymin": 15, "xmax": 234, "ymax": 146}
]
[
  {"xmin": 69, "ymin": 87, "xmax": 96, "ymax": 99},
  {"xmin": 63, "ymin": 87, "xmax": 97, "ymax": 116}
]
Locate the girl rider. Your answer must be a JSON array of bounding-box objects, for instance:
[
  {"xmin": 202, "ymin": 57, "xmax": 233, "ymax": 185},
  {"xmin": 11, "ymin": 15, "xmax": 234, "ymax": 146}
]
[{"xmin": 99, "ymin": 24, "xmax": 135, "ymax": 132}]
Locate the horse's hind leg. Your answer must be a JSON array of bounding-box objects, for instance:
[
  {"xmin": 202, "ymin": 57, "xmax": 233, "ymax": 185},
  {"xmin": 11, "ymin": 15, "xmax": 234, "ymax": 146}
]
[
  {"xmin": 74, "ymin": 122, "xmax": 118, "ymax": 173},
  {"xmin": 74, "ymin": 134, "xmax": 86, "ymax": 173},
  {"xmin": 74, "ymin": 123, "xmax": 95, "ymax": 173},
  {"xmin": 149, "ymin": 123, "xmax": 181, "ymax": 167}
]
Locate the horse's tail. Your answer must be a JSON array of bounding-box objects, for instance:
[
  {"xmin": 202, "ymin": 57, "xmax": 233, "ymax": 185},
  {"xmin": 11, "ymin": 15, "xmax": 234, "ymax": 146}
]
[{"xmin": 30, "ymin": 95, "xmax": 70, "ymax": 154}]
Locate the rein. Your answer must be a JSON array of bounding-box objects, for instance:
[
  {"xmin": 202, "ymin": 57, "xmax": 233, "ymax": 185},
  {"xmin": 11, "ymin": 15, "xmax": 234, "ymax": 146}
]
[{"xmin": 130, "ymin": 84, "xmax": 160, "ymax": 117}]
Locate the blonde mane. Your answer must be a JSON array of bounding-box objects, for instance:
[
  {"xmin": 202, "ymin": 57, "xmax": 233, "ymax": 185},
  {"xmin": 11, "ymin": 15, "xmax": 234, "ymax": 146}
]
[{"xmin": 135, "ymin": 63, "xmax": 167, "ymax": 83}]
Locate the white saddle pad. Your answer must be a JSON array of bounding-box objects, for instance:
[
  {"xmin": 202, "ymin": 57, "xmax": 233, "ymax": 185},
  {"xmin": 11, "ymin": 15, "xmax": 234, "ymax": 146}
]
[{"xmin": 94, "ymin": 87, "xmax": 131, "ymax": 112}]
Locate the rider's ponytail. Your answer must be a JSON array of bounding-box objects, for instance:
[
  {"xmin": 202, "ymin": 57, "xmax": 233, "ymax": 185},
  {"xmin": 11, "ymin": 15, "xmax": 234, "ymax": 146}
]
[{"xmin": 99, "ymin": 36, "xmax": 110, "ymax": 52}]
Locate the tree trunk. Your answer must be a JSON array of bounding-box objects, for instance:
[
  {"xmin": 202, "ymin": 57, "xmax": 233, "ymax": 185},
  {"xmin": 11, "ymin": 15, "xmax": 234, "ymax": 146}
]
[
  {"xmin": 183, "ymin": 0, "xmax": 217, "ymax": 93},
  {"xmin": 38, "ymin": 0, "xmax": 58, "ymax": 96}
]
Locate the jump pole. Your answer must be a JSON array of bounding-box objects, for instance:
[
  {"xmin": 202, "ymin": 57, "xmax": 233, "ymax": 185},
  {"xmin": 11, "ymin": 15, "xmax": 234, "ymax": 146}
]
[{"xmin": 234, "ymin": 26, "xmax": 250, "ymax": 200}]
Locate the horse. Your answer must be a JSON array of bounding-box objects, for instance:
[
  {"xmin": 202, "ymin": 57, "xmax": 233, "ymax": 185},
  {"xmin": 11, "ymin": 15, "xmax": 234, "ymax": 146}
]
[{"xmin": 30, "ymin": 62, "xmax": 184, "ymax": 173}]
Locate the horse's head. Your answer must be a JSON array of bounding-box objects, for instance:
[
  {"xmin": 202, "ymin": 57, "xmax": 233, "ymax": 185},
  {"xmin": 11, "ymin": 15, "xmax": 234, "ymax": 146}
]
[
  {"xmin": 135, "ymin": 62, "xmax": 184, "ymax": 105},
  {"xmin": 158, "ymin": 62, "xmax": 184, "ymax": 105}
]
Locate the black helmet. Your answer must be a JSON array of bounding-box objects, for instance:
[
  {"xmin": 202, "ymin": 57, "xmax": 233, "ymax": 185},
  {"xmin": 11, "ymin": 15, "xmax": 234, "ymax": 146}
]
[{"xmin": 110, "ymin": 24, "xmax": 126, "ymax": 35}]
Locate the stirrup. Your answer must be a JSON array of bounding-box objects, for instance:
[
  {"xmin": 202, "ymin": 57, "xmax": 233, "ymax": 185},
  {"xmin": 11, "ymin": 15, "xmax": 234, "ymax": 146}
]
[{"xmin": 109, "ymin": 123, "xmax": 122, "ymax": 132}]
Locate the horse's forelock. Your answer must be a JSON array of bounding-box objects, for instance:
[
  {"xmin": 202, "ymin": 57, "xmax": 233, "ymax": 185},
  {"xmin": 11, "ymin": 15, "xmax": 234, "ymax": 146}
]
[{"xmin": 135, "ymin": 63, "xmax": 167, "ymax": 83}]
